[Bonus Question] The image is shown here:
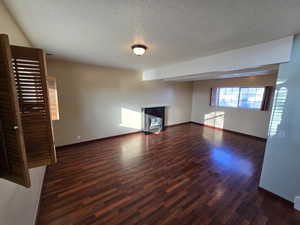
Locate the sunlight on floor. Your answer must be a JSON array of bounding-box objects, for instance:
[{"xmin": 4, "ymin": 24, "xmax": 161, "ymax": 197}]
[{"xmin": 211, "ymin": 147, "xmax": 253, "ymax": 177}]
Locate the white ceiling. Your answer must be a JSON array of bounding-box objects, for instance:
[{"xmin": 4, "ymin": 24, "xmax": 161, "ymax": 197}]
[{"xmin": 4, "ymin": 0, "xmax": 300, "ymax": 71}]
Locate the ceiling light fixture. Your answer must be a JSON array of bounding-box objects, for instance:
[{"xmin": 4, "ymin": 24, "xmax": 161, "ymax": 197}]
[{"xmin": 131, "ymin": 44, "xmax": 147, "ymax": 56}]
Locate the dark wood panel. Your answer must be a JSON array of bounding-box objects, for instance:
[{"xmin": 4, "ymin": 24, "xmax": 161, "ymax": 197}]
[
  {"xmin": 38, "ymin": 124, "xmax": 300, "ymax": 225},
  {"xmin": 0, "ymin": 34, "xmax": 30, "ymax": 187},
  {"xmin": 0, "ymin": 120, "xmax": 9, "ymax": 176}
]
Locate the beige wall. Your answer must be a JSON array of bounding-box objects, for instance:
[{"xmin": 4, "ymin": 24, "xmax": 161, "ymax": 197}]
[
  {"xmin": 191, "ymin": 74, "xmax": 277, "ymax": 138},
  {"xmin": 0, "ymin": 2, "xmax": 45, "ymax": 225},
  {"xmin": 48, "ymin": 59, "xmax": 193, "ymax": 146},
  {"xmin": 0, "ymin": 1, "xmax": 30, "ymax": 47}
]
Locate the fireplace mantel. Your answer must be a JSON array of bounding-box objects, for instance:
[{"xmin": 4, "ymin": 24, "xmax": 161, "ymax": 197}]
[{"xmin": 141, "ymin": 105, "xmax": 168, "ymax": 109}]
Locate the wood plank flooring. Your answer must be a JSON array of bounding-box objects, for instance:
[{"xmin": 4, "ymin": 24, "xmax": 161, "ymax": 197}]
[{"xmin": 38, "ymin": 123, "xmax": 300, "ymax": 225}]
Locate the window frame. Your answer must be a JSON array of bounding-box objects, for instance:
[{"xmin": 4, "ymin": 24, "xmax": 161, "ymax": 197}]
[{"xmin": 210, "ymin": 86, "xmax": 271, "ymax": 111}]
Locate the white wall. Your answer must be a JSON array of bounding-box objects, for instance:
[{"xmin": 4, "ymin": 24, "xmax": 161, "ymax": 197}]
[
  {"xmin": 143, "ymin": 36, "xmax": 293, "ymax": 81},
  {"xmin": 48, "ymin": 59, "xmax": 193, "ymax": 147},
  {"xmin": 260, "ymin": 34, "xmax": 300, "ymax": 203},
  {"xmin": 191, "ymin": 75, "xmax": 277, "ymax": 138},
  {"xmin": 0, "ymin": 167, "xmax": 46, "ymax": 225},
  {"xmin": 0, "ymin": 2, "xmax": 45, "ymax": 225},
  {"xmin": 0, "ymin": 1, "xmax": 30, "ymax": 46}
]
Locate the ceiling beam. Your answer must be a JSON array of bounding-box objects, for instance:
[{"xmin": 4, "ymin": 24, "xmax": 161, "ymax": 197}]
[{"xmin": 143, "ymin": 36, "xmax": 293, "ymax": 81}]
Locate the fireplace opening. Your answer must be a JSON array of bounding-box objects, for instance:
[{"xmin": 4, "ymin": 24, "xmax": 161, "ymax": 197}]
[{"xmin": 142, "ymin": 106, "xmax": 165, "ymax": 134}]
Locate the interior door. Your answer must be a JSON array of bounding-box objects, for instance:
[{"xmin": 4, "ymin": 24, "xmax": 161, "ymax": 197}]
[
  {"xmin": 11, "ymin": 45, "xmax": 57, "ymax": 168},
  {"xmin": 0, "ymin": 34, "xmax": 31, "ymax": 187}
]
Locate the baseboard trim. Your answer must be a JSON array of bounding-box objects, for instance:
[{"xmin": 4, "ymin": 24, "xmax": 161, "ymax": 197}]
[
  {"xmin": 166, "ymin": 121, "xmax": 191, "ymax": 128},
  {"xmin": 57, "ymin": 121, "xmax": 267, "ymax": 149},
  {"xmin": 57, "ymin": 122, "xmax": 194, "ymax": 149},
  {"xmin": 258, "ymin": 187, "xmax": 294, "ymax": 206},
  {"xmin": 56, "ymin": 131, "xmax": 142, "ymax": 149},
  {"xmin": 190, "ymin": 121, "xmax": 267, "ymax": 142}
]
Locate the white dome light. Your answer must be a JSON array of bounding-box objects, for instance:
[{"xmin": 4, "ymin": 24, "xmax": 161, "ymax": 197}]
[{"xmin": 131, "ymin": 44, "xmax": 147, "ymax": 56}]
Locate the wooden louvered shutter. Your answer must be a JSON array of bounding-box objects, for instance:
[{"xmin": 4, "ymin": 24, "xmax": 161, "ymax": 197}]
[
  {"xmin": 0, "ymin": 34, "xmax": 30, "ymax": 187},
  {"xmin": 11, "ymin": 45, "xmax": 57, "ymax": 168}
]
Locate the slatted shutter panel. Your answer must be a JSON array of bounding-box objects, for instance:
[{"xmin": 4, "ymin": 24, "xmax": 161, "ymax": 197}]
[
  {"xmin": 11, "ymin": 45, "xmax": 57, "ymax": 168},
  {"xmin": 0, "ymin": 34, "xmax": 30, "ymax": 187}
]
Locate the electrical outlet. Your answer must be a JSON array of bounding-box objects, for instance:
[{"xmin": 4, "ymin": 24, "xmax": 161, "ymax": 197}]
[
  {"xmin": 77, "ymin": 136, "xmax": 81, "ymax": 140},
  {"xmin": 294, "ymin": 196, "xmax": 300, "ymax": 211}
]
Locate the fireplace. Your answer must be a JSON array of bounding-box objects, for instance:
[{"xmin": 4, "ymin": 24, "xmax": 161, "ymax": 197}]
[{"xmin": 142, "ymin": 106, "xmax": 166, "ymax": 134}]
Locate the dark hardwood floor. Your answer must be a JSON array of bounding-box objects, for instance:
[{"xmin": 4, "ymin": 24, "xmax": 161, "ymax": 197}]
[{"xmin": 38, "ymin": 123, "xmax": 300, "ymax": 225}]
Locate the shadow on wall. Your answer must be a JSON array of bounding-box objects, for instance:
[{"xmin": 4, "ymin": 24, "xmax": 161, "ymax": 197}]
[{"xmin": 204, "ymin": 111, "xmax": 225, "ymax": 129}]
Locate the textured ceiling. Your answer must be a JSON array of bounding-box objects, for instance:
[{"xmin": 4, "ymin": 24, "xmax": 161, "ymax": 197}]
[{"xmin": 4, "ymin": 0, "xmax": 300, "ymax": 70}]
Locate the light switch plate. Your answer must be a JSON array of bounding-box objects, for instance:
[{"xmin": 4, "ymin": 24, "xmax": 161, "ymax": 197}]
[{"xmin": 294, "ymin": 196, "xmax": 300, "ymax": 211}]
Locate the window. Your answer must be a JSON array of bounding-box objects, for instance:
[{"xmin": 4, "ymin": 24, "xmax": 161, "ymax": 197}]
[
  {"xmin": 239, "ymin": 87, "xmax": 265, "ymax": 109},
  {"xmin": 211, "ymin": 86, "xmax": 272, "ymax": 110},
  {"xmin": 217, "ymin": 87, "xmax": 240, "ymax": 108}
]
